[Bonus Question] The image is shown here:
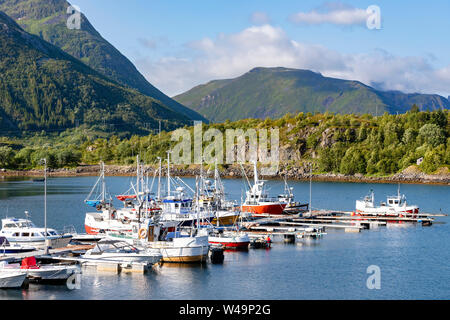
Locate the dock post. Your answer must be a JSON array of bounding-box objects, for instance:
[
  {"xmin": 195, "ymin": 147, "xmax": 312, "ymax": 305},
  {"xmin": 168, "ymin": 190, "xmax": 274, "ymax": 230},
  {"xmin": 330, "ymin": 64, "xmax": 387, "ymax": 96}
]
[{"xmin": 284, "ymin": 234, "xmax": 296, "ymax": 243}]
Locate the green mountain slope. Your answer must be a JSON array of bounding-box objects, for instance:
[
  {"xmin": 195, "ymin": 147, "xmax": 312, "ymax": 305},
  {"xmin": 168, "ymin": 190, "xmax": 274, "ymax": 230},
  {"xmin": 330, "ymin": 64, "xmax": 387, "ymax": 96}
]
[
  {"xmin": 0, "ymin": 10, "xmax": 189, "ymax": 135},
  {"xmin": 0, "ymin": 0, "xmax": 206, "ymax": 121},
  {"xmin": 174, "ymin": 67, "xmax": 450, "ymax": 122}
]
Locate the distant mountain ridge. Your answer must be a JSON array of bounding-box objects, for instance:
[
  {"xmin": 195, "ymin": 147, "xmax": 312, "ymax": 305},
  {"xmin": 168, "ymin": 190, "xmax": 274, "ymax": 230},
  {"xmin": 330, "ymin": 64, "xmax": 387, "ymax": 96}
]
[
  {"xmin": 174, "ymin": 67, "xmax": 450, "ymax": 122},
  {"xmin": 0, "ymin": 0, "xmax": 206, "ymax": 121},
  {"xmin": 0, "ymin": 10, "xmax": 189, "ymax": 134}
]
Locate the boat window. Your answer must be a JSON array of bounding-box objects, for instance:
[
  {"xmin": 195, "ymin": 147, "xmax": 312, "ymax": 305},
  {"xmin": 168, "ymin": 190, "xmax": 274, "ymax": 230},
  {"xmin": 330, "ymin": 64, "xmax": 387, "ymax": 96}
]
[
  {"xmin": 49, "ymin": 231, "xmax": 57, "ymax": 236},
  {"xmin": 33, "ymin": 233, "xmax": 41, "ymax": 237},
  {"xmin": 3, "ymin": 224, "xmax": 17, "ymax": 228},
  {"xmin": 12, "ymin": 232, "xmax": 20, "ymax": 237},
  {"xmin": 388, "ymin": 200, "xmax": 393, "ymax": 204},
  {"xmin": 18, "ymin": 222, "xmax": 33, "ymax": 228},
  {"xmin": 21, "ymin": 233, "xmax": 30, "ymax": 237}
]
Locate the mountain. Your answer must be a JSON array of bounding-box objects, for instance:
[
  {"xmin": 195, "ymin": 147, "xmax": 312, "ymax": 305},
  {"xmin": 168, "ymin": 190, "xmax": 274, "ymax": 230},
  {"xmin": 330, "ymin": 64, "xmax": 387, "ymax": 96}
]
[
  {"xmin": 0, "ymin": 10, "xmax": 189, "ymax": 135},
  {"xmin": 174, "ymin": 67, "xmax": 450, "ymax": 123},
  {"xmin": 0, "ymin": 0, "xmax": 206, "ymax": 121}
]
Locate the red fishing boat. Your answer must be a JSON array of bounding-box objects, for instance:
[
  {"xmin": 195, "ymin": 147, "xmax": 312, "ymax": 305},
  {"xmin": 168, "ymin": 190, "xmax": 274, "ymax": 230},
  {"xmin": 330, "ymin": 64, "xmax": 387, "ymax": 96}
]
[{"xmin": 241, "ymin": 162, "xmax": 287, "ymax": 215}]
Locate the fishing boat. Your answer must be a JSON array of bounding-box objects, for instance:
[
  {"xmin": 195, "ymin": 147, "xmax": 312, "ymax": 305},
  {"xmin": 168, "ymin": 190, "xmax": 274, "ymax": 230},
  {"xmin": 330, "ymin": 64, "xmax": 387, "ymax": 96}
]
[
  {"xmin": 278, "ymin": 178, "xmax": 309, "ymax": 214},
  {"xmin": 84, "ymin": 158, "xmax": 165, "ymax": 234},
  {"xmin": 196, "ymin": 163, "xmax": 242, "ymax": 226},
  {"xmin": 0, "ymin": 236, "xmax": 35, "ymax": 255},
  {"xmin": 355, "ymin": 188, "xmax": 419, "ymax": 217},
  {"xmin": 159, "ymin": 153, "xmax": 215, "ymax": 227},
  {"xmin": 82, "ymin": 239, "xmax": 162, "ymax": 265},
  {"xmin": 0, "ymin": 218, "xmax": 72, "ymax": 249},
  {"xmin": 106, "ymin": 218, "xmax": 210, "ymax": 263},
  {"xmin": 0, "ymin": 257, "xmax": 80, "ymax": 281},
  {"xmin": 241, "ymin": 162, "xmax": 286, "ymax": 215},
  {"xmin": 0, "ymin": 272, "xmax": 27, "ymax": 288}
]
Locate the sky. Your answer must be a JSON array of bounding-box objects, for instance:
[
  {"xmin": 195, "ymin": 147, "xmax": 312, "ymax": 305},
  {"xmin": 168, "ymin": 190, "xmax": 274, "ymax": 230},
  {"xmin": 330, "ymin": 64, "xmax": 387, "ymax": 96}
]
[{"xmin": 71, "ymin": 0, "xmax": 450, "ymax": 97}]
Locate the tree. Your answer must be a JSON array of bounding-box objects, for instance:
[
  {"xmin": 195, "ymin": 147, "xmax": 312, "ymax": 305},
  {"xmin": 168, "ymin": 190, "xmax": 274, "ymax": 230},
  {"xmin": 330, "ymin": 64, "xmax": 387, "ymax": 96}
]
[
  {"xmin": 340, "ymin": 147, "xmax": 367, "ymax": 175},
  {"xmin": 418, "ymin": 124, "xmax": 446, "ymax": 147},
  {"xmin": 0, "ymin": 146, "xmax": 14, "ymax": 168},
  {"xmin": 410, "ymin": 104, "xmax": 420, "ymax": 113}
]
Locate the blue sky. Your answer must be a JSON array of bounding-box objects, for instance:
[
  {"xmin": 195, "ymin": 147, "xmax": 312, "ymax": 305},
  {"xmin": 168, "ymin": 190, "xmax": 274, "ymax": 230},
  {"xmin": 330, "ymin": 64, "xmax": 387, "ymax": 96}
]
[{"xmin": 71, "ymin": 0, "xmax": 450, "ymax": 97}]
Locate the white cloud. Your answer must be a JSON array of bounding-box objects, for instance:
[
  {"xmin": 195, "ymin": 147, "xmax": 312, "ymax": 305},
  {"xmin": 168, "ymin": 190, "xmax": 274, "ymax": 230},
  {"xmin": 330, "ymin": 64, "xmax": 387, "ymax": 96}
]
[
  {"xmin": 135, "ymin": 24, "xmax": 450, "ymax": 98},
  {"xmin": 290, "ymin": 2, "xmax": 368, "ymax": 26}
]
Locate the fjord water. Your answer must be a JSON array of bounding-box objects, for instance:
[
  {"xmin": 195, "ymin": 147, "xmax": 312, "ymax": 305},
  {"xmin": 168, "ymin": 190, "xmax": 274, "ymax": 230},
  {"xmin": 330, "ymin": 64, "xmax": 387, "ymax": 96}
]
[{"xmin": 0, "ymin": 176, "xmax": 448, "ymax": 300}]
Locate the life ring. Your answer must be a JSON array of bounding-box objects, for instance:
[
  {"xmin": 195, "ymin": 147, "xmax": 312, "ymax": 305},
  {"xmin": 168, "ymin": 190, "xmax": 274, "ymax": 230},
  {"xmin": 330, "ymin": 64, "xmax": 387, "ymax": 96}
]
[{"xmin": 138, "ymin": 228, "xmax": 147, "ymax": 239}]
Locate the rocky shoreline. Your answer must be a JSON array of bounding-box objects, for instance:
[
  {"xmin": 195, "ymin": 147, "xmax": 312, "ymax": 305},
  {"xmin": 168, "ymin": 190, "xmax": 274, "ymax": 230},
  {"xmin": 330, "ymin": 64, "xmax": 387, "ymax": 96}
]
[{"xmin": 1, "ymin": 164, "xmax": 449, "ymax": 185}]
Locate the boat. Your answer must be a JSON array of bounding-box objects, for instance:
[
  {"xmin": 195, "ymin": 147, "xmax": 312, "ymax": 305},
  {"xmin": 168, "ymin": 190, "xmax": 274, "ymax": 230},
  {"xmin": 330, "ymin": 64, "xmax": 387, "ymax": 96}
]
[
  {"xmin": 158, "ymin": 153, "xmax": 216, "ymax": 227},
  {"xmin": 195, "ymin": 163, "xmax": 242, "ymax": 226},
  {"xmin": 241, "ymin": 162, "xmax": 286, "ymax": 215},
  {"xmin": 278, "ymin": 178, "xmax": 309, "ymax": 214},
  {"xmin": 0, "ymin": 272, "xmax": 27, "ymax": 288},
  {"xmin": 0, "ymin": 257, "xmax": 80, "ymax": 281},
  {"xmin": 208, "ymin": 229, "xmax": 250, "ymax": 249},
  {"xmin": 0, "ymin": 236, "xmax": 35, "ymax": 255},
  {"xmin": 106, "ymin": 218, "xmax": 210, "ymax": 263},
  {"xmin": 0, "ymin": 218, "xmax": 72, "ymax": 249},
  {"xmin": 355, "ymin": 188, "xmax": 419, "ymax": 217},
  {"xmin": 0, "ymin": 161, "xmax": 72, "ymax": 250},
  {"xmin": 84, "ymin": 158, "xmax": 167, "ymax": 234},
  {"xmin": 82, "ymin": 239, "xmax": 162, "ymax": 265}
]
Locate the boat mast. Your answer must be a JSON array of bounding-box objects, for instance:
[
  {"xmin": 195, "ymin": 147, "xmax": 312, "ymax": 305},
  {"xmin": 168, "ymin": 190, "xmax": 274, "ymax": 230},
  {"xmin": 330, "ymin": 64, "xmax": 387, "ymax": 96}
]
[
  {"xmin": 101, "ymin": 161, "xmax": 105, "ymax": 203},
  {"xmin": 136, "ymin": 155, "xmax": 140, "ymax": 202},
  {"xmin": 167, "ymin": 151, "xmax": 171, "ymax": 197},
  {"xmin": 157, "ymin": 157, "xmax": 162, "ymax": 201},
  {"xmin": 309, "ymin": 164, "xmax": 312, "ymax": 215},
  {"xmin": 40, "ymin": 158, "xmax": 48, "ymax": 254},
  {"xmin": 253, "ymin": 160, "xmax": 258, "ymax": 185}
]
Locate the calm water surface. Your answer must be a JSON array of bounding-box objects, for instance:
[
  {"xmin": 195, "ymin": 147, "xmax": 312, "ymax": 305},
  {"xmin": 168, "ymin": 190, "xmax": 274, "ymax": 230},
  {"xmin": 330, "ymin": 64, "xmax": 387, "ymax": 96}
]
[{"xmin": 0, "ymin": 176, "xmax": 448, "ymax": 300}]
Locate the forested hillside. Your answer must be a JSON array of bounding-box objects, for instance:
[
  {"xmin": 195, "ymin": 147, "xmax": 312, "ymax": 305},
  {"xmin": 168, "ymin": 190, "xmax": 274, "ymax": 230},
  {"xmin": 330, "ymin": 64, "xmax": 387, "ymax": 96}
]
[{"xmin": 1, "ymin": 109, "xmax": 448, "ymax": 178}]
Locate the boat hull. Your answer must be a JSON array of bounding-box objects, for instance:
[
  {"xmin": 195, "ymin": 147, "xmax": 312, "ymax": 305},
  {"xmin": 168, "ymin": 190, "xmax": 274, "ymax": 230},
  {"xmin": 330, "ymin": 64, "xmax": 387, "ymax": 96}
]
[
  {"xmin": 82, "ymin": 253, "xmax": 162, "ymax": 265},
  {"xmin": 241, "ymin": 203, "xmax": 286, "ymax": 215},
  {"xmin": 0, "ymin": 272, "xmax": 26, "ymax": 288},
  {"xmin": 6, "ymin": 235, "xmax": 72, "ymax": 250}
]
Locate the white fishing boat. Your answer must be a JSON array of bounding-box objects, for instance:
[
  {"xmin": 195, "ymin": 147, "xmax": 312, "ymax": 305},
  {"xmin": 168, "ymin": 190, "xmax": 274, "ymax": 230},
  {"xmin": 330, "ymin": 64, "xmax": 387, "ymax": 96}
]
[
  {"xmin": 0, "ymin": 272, "xmax": 27, "ymax": 288},
  {"xmin": 0, "ymin": 218, "xmax": 72, "ymax": 249},
  {"xmin": 355, "ymin": 188, "xmax": 419, "ymax": 217},
  {"xmin": 0, "ymin": 257, "xmax": 80, "ymax": 281},
  {"xmin": 0, "ymin": 236, "xmax": 36, "ymax": 255},
  {"xmin": 84, "ymin": 158, "xmax": 165, "ymax": 234},
  {"xmin": 82, "ymin": 239, "xmax": 162, "ymax": 265},
  {"xmin": 107, "ymin": 218, "xmax": 210, "ymax": 263}
]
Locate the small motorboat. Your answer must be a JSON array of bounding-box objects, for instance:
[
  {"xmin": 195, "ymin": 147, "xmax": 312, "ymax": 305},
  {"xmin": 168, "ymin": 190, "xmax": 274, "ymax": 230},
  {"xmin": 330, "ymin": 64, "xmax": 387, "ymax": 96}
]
[
  {"xmin": 0, "ymin": 236, "xmax": 36, "ymax": 255},
  {"xmin": 82, "ymin": 240, "xmax": 162, "ymax": 265},
  {"xmin": 0, "ymin": 257, "xmax": 80, "ymax": 281},
  {"xmin": 0, "ymin": 218, "xmax": 72, "ymax": 249},
  {"xmin": 0, "ymin": 272, "xmax": 27, "ymax": 289},
  {"xmin": 208, "ymin": 229, "xmax": 250, "ymax": 249}
]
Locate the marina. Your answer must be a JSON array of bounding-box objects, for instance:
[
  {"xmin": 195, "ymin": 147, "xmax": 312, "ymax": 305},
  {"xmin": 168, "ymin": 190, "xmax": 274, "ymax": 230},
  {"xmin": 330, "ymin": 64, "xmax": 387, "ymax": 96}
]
[{"xmin": 0, "ymin": 171, "xmax": 448, "ymax": 299}]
